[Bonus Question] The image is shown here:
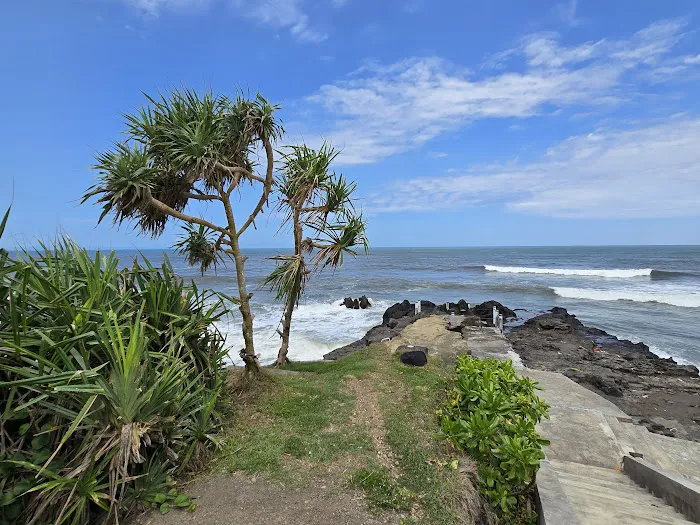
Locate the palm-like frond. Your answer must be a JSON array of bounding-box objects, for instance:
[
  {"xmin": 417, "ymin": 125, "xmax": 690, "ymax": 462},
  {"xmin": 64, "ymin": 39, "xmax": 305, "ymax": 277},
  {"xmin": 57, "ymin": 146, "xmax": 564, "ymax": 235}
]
[
  {"xmin": 313, "ymin": 215, "xmax": 369, "ymax": 270},
  {"xmin": 83, "ymin": 88, "xmax": 283, "ymax": 237},
  {"xmin": 260, "ymin": 254, "xmax": 308, "ymax": 304},
  {"xmin": 174, "ymin": 224, "xmax": 222, "ymax": 275}
]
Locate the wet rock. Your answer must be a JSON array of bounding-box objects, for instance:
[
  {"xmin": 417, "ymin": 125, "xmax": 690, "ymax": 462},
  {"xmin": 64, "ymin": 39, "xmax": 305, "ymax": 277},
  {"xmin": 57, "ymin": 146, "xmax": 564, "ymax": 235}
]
[
  {"xmin": 352, "ymin": 299, "xmax": 360, "ymax": 309},
  {"xmin": 359, "ymin": 295, "xmax": 371, "ymax": 309},
  {"xmin": 382, "ymin": 300, "xmax": 415, "ymax": 324},
  {"xmin": 341, "ymin": 297, "xmax": 354, "ymax": 309}
]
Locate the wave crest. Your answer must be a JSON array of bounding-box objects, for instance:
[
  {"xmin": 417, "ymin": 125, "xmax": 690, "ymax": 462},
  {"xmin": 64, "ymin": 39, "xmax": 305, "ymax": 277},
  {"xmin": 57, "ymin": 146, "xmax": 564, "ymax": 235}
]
[
  {"xmin": 485, "ymin": 265, "xmax": 653, "ymax": 278},
  {"xmin": 552, "ymin": 287, "xmax": 700, "ymax": 308}
]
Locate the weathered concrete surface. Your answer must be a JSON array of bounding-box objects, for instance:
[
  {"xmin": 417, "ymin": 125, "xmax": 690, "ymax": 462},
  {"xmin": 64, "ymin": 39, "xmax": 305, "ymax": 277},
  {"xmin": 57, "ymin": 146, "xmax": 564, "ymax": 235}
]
[
  {"xmin": 462, "ymin": 327, "xmax": 698, "ymax": 524},
  {"xmin": 623, "ymin": 456, "xmax": 700, "ymax": 523}
]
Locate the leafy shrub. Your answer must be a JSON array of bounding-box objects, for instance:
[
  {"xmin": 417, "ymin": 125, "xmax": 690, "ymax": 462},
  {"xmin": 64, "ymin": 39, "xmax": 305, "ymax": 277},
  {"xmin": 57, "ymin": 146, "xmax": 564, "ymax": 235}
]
[
  {"xmin": 439, "ymin": 356, "xmax": 549, "ymax": 522},
  {"xmin": 0, "ymin": 237, "xmax": 228, "ymax": 524}
]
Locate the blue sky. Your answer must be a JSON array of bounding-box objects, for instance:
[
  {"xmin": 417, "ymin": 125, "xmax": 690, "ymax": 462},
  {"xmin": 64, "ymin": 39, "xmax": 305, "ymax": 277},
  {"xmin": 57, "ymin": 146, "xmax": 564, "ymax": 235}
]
[{"xmin": 2, "ymin": 0, "xmax": 700, "ymax": 248}]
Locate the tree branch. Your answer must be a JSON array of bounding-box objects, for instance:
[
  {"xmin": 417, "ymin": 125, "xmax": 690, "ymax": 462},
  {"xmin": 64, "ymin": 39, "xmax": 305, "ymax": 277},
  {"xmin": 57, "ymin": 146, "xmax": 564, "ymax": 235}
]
[
  {"xmin": 237, "ymin": 137, "xmax": 274, "ymax": 237},
  {"xmin": 184, "ymin": 192, "xmax": 220, "ymax": 201},
  {"xmin": 216, "ymin": 162, "xmax": 265, "ymax": 184},
  {"xmin": 148, "ymin": 196, "xmax": 228, "ymax": 235}
]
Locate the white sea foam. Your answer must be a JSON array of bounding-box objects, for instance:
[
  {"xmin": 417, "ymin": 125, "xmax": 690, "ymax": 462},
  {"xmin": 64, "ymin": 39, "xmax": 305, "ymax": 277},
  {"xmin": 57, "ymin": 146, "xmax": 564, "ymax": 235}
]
[
  {"xmin": 484, "ymin": 265, "xmax": 653, "ymax": 278},
  {"xmin": 217, "ymin": 298, "xmax": 390, "ymax": 365},
  {"xmin": 552, "ymin": 287, "xmax": 700, "ymax": 308}
]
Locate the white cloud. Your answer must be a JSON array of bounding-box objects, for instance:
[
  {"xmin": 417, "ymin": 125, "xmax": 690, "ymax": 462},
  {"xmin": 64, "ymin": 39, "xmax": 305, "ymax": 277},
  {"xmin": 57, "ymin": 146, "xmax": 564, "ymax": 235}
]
[
  {"xmin": 122, "ymin": 0, "xmax": 337, "ymax": 42},
  {"xmin": 554, "ymin": 0, "xmax": 581, "ymax": 27},
  {"xmin": 243, "ymin": 0, "xmax": 327, "ymax": 42},
  {"xmin": 123, "ymin": 0, "xmax": 210, "ymax": 16},
  {"xmin": 299, "ymin": 19, "xmax": 697, "ymax": 165},
  {"xmin": 369, "ymin": 118, "xmax": 700, "ymax": 218}
]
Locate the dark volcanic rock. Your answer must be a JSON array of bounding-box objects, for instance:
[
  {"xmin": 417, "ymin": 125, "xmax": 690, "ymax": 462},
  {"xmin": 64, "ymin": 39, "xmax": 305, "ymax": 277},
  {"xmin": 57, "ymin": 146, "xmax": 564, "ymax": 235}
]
[
  {"xmin": 352, "ymin": 299, "xmax": 360, "ymax": 309},
  {"xmin": 472, "ymin": 301, "xmax": 517, "ymax": 321},
  {"xmin": 398, "ymin": 345, "xmax": 428, "ymax": 367},
  {"xmin": 359, "ymin": 295, "xmax": 371, "ymax": 309},
  {"xmin": 456, "ymin": 299, "xmax": 470, "ymax": 313},
  {"xmin": 341, "ymin": 297, "xmax": 354, "ymax": 309},
  {"xmin": 382, "ymin": 300, "xmax": 415, "ymax": 324},
  {"xmin": 507, "ymin": 307, "xmax": 700, "ymax": 441}
]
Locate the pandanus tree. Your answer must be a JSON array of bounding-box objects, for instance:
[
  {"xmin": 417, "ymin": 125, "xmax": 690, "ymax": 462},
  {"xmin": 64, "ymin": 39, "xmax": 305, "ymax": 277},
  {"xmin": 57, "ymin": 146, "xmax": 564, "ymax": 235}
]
[
  {"xmin": 263, "ymin": 143, "xmax": 368, "ymax": 367},
  {"xmin": 83, "ymin": 89, "xmax": 282, "ymax": 378}
]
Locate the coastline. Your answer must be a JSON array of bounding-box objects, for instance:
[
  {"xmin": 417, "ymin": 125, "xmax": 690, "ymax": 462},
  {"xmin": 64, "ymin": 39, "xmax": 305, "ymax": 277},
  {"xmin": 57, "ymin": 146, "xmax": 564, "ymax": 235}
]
[{"xmin": 324, "ymin": 299, "xmax": 700, "ymax": 442}]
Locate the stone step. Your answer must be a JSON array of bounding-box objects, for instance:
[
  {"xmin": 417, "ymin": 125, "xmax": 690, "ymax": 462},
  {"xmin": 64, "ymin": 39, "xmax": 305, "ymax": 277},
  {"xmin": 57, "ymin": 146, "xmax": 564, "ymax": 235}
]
[{"xmin": 550, "ymin": 460, "xmax": 695, "ymax": 524}]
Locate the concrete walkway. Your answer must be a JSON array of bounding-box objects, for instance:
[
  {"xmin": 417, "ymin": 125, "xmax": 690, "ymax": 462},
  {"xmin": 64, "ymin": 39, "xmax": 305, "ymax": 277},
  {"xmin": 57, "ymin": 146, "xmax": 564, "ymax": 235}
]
[{"xmin": 461, "ymin": 325, "xmax": 700, "ymax": 525}]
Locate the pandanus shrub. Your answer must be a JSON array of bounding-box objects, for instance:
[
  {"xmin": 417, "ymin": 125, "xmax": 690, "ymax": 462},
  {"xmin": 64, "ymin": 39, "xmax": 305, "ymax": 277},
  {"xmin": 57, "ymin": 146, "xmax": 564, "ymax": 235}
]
[
  {"xmin": 83, "ymin": 88, "xmax": 283, "ymax": 377},
  {"xmin": 263, "ymin": 143, "xmax": 368, "ymax": 366},
  {"xmin": 0, "ymin": 231, "xmax": 228, "ymax": 524}
]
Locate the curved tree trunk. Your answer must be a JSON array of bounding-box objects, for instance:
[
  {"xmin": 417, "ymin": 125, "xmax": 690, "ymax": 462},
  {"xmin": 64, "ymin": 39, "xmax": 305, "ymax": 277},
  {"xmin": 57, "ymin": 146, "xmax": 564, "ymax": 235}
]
[{"xmin": 275, "ymin": 207, "xmax": 303, "ymax": 367}]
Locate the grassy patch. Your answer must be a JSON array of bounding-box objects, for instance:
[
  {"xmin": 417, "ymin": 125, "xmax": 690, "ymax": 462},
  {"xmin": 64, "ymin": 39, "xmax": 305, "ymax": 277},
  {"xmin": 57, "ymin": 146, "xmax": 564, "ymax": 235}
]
[
  {"xmin": 215, "ymin": 344, "xmax": 483, "ymax": 523},
  {"xmin": 216, "ymin": 352, "xmax": 376, "ymax": 480},
  {"xmin": 349, "ymin": 467, "xmax": 414, "ymax": 511}
]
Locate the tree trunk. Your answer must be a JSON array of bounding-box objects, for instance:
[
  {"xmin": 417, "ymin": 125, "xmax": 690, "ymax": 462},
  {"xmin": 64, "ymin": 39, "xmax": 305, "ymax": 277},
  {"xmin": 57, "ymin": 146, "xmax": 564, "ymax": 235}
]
[
  {"xmin": 275, "ymin": 207, "xmax": 303, "ymax": 367},
  {"xmin": 221, "ymin": 200, "xmax": 261, "ymax": 378}
]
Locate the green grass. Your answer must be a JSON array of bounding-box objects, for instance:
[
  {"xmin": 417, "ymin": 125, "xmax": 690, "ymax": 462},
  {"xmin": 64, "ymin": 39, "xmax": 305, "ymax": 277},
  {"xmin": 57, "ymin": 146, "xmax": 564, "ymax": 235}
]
[
  {"xmin": 214, "ymin": 346, "xmax": 480, "ymax": 523},
  {"xmin": 349, "ymin": 467, "xmax": 414, "ymax": 511},
  {"xmin": 216, "ymin": 351, "xmax": 376, "ymax": 480}
]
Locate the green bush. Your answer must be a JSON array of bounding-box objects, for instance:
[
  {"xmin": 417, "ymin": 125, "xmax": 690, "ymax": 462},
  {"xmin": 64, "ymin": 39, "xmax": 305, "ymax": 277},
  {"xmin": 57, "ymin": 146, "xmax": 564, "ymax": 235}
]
[
  {"xmin": 0, "ymin": 237, "xmax": 229, "ymax": 524},
  {"xmin": 439, "ymin": 356, "xmax": 550, "ymax": 522}
]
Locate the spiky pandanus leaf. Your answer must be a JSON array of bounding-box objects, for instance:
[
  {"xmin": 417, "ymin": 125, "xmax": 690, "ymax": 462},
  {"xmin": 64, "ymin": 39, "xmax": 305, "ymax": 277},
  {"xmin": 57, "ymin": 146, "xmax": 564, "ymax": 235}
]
[
  {"xmin": 174, "ymin": 224, "xmax": 222, "ymax": 276},
  {"xmin": 261, "ymin": 254, "xmax": 308, "ymax": 305},
  {"xmin": 313, "ymin": 215, "xmax": 369, "ymax": 270}
]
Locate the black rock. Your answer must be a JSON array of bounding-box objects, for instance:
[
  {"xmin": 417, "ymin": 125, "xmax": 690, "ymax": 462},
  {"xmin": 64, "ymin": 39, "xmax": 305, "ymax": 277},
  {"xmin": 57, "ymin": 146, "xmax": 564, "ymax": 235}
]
[
  {"xmin": 382, "ymin": 300, "xmax": 415, "ymax": 325},
  {"xmin": 398, "ymin": 345, "xmax": 428, "ymax": 367},
  {"xmin": 456, "ymin": 299, "xmax": 469, "ymax": 313},
  {"xmin": 359, "ymin": 295, "xmax": 371, "ymax": 309},
  {"xmin": 352, "ymin": 298, "xmax": 360, "ymax": 309},
  {"xmin": 341, "ymin": 297, "xmax": 354, "ymax": 309},
  {"xmin": 471, "ymin": 301, "xmax": 517, "ymax": 321}
]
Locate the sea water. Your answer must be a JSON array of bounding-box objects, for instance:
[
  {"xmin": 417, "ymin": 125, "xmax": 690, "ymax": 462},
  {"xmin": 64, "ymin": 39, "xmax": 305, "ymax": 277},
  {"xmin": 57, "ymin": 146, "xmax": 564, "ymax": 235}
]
[{"xmin": 118, "ymin": 246, "xmax": 700, "ymax": 367}]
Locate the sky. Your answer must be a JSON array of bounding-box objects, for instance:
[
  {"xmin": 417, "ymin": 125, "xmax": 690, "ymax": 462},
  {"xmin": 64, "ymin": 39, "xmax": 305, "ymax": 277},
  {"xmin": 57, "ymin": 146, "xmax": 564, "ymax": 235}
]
[{"xmin": 2, "ymin": 0, "xmax": 700, "ymax": 249}]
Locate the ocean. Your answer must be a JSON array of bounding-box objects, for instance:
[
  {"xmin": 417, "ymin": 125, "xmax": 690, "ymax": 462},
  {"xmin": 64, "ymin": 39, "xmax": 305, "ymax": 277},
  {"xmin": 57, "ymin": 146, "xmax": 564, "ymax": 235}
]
[{"xmin": 120, "ymin": 246, "xmax": 700, "ymax": 367}]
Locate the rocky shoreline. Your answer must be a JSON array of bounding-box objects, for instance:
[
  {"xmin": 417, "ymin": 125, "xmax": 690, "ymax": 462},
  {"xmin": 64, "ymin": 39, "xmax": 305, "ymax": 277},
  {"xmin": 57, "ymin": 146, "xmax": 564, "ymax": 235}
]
[
  {"xmin": 507, "ymin": 307, "xmax": 700, "ymax": 441},
  {"xmin": 325, "ymin": 299, "xmax": 700, "ymax": 442}
]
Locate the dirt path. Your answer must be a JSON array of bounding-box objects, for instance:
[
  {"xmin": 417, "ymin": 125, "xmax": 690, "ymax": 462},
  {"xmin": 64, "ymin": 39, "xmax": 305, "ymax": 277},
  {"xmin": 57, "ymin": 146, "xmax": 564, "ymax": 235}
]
[{"xmin": 133, "ymin": 472, "xmax": 391, "ymax": 525}]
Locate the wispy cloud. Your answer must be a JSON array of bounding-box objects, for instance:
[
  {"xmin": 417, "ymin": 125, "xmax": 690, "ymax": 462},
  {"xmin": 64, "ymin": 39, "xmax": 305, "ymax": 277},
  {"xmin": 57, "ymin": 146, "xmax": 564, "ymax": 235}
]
[
  {"xmin": 554, "ymin": 0, "xmax": 581, "ymax": 27},
  {"xmin": 122, "ymin": 0, "xmax": 210, "ymax": 16},
  {"xmin": 369, "ymin": 118, "xmax": 700, "ymax": 218},
  {"xmin": 240, "ymin": 0, "xmax": 327, "ymax": 42},
  {"xmin": 298, "ymin": 19, "xmax": 697, "ymax": 165},
  {"xmin": 121, "ymin": 0, "xmax": 340, "ymax": 42}
]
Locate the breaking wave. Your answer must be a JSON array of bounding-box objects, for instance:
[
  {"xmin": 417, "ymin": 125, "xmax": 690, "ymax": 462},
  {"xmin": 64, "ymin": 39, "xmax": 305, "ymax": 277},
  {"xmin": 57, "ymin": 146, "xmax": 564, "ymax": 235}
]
[
  {"xmin": 551, "ymin": 287, "xmax": 700, "ymax": 308},
  {"xmin": 217, "ymin": 298, "xmax": 390, "ymax": 365},
  {"xmin": 484, "ymin": 265, "xmax": 653, "ymax": 278}
]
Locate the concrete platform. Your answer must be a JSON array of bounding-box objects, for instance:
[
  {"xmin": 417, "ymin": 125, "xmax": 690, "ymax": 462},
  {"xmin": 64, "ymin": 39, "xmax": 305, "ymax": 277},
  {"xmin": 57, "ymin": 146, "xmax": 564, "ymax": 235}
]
[{"xmin": 462, "ymin": 328, "xmax": 700, "ymax": 524}]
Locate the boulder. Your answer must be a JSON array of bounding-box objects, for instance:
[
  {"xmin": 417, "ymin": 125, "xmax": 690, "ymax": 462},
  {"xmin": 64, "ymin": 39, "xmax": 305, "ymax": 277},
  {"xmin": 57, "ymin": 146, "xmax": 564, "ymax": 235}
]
[
  {"xmin": 456, "ymin": 299, "xmax": 469, "ymax": 313},
  {"xmin": 471, "ymin": 300, "xmax": 516, "ymax": 321},
  {"xmin": 359, "ymin": 295, "xmax": 371, "ymax": 309},
  {"xmin": 382, "ymin": 300, "xmax": 415, "ymax": 325},
  {"xmin": 397, "ymin": 345, "xmax": 428, "ymax": 367},
  {"xmin": 341, "ymin": 297, "xmax": 354, "ymax": 309},
  {"xmin": 352, "ymin": 298, "xmax": 360, "ymax": 309}
]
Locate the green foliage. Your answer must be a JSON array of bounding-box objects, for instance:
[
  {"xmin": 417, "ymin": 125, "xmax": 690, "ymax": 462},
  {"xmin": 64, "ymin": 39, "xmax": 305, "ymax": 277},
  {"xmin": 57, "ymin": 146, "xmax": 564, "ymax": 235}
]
[
  {"xmin": 439, "ymin": 357, "xmax": 550, "ymax": 522},
  {"xmin": 349, "ymin": 468, "xmax": 414, "ymax": 511},
  {"xmin": 83, "ymin": 88, "xmax": 282, "ymax": 238},
  {"xmin": 0, "ymin": 238, "xmax": 228, "ymax": 524},
  {"xmin": 174, "ymin": 223, "xmax": 222, "ymax": 276}
]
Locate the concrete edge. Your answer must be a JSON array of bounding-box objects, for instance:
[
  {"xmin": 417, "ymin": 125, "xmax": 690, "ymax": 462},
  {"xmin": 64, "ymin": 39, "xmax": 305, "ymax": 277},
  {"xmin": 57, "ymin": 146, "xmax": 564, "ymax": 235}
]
[
  {"xmin": 622, "ymin": 455, "xmax": 700, "ymax": 523},
  {"xmin": 535, "ymin": 460, "xmax": 581, "ymax": 525}
]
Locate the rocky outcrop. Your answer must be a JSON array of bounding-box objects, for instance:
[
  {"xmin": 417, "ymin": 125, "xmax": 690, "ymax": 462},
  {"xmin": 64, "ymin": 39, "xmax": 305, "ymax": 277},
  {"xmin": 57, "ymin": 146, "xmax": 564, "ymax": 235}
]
[
  {"xmin": 471, "ymin": 300, "xmax": 517, "ymax": 321},
  {"xmin": 341, "ymin": 296, "xmax": 372, "ymax": 310},
  {"xmin": 508, "ymin": 307, "xmax": 700, "ymax": 441}
]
